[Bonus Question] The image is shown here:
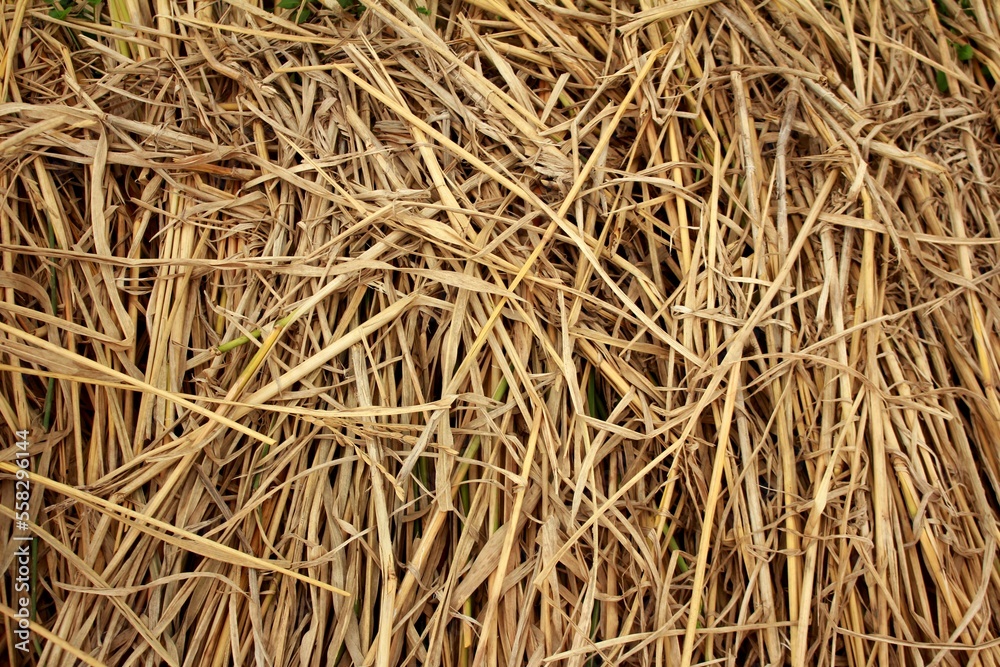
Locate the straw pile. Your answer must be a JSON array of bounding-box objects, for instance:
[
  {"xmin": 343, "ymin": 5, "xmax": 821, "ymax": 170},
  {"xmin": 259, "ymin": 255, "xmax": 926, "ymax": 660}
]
[{"xmin": 1, "ymin": 0, "xmax": 1000, "ymax": 663}]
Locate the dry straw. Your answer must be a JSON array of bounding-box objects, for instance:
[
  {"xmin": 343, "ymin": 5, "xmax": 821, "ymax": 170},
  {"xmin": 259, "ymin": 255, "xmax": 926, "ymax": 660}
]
[{"xmin": 1, "ymin": 0, "xmax": 999, "ymax": 663}]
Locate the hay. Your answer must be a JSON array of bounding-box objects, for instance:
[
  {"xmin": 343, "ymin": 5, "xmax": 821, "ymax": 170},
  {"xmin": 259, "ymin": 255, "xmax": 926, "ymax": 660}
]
[{"xmin": 1, "ymin": 0, "xmax": 999, "ymax": 663}]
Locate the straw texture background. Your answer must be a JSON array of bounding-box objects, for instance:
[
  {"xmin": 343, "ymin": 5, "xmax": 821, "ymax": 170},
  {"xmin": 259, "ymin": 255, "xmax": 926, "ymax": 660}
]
[{"xmin": 1, "ymin": 0, "xmax": 1000, "ymax": 664}]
